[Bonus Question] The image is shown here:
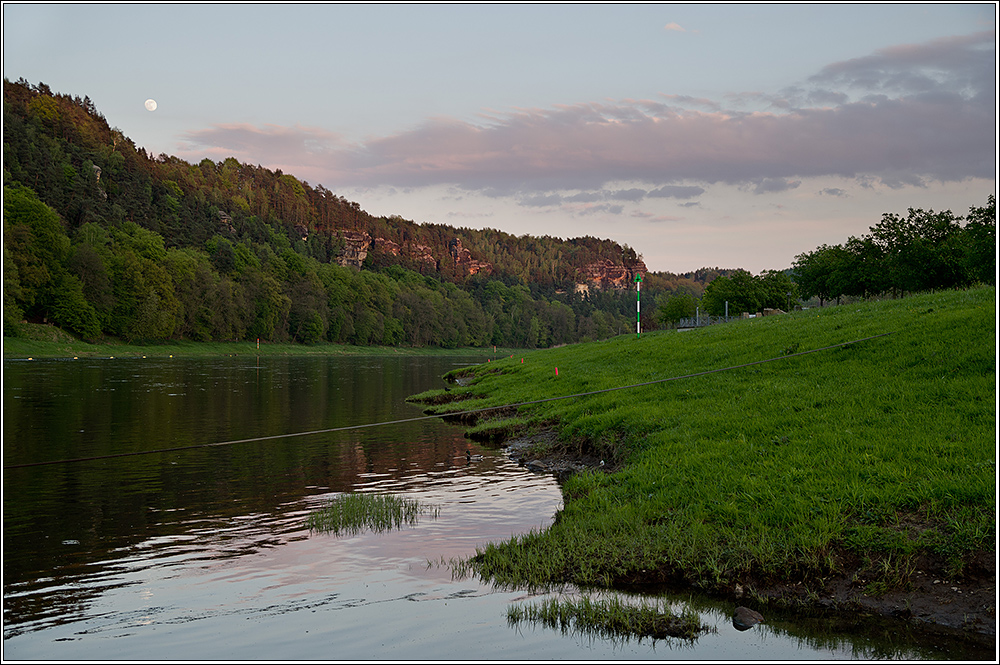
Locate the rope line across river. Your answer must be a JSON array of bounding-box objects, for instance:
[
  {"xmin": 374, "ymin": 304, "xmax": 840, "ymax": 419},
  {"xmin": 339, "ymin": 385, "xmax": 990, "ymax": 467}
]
[{"xmin": 4, "ymin": 332, "xmax": 891, "ymax": 469}]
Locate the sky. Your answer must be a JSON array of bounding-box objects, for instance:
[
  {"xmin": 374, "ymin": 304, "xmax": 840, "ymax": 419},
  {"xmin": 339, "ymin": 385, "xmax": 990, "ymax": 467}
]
[{"xmin": 3, "ymin": 3, "xmax": 996, "ymax": 274}]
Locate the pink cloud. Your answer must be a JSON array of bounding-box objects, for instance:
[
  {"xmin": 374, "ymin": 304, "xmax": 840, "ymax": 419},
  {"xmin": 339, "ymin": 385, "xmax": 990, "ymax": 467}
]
[{"xmin": 175, "ymin": 32, "xmax": 994, "ymax": 204}]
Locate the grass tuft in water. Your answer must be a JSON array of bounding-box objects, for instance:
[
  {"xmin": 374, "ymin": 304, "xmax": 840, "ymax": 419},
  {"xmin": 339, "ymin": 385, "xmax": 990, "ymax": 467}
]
[
  {"xmin": 507, "ymin": 594, "xmax": 711, "ymax": 642},
  {"xmin": 307, "ymin": 493, "xmax": 440, "ymax": 536}
]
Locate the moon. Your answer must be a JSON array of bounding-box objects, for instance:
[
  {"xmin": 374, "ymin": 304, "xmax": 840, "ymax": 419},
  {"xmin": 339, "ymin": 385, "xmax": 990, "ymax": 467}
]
[{"xmin": 144, "ymin": 99, "xmax": 157, "ymax": 112}]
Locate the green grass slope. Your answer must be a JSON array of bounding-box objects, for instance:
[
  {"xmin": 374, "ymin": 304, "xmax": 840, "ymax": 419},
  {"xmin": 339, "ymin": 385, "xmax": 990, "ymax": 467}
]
[{"xmin": 421, "ymin": 287, "xmax": 995, "ymax": 596}]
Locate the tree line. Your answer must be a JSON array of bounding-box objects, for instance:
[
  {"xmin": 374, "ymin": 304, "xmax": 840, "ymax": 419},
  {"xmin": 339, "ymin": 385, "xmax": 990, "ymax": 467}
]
[
  {"xmin": 5, "ymin": 183, "xmax": 655, "ymax": 347},
  {"xmin": 5, "ymin": 78, "xmax": 722, "ymax": 347},
  {"xmin": 656, "ymin": 268, "xmax": 800, "ymax": 324},
  {"xmin": 655, "ymin": 197, "xmax": 995, "ymax": 326},
  {"xmin": 792, "ymin": 199, "xmax": 995, "ymax": 305}
]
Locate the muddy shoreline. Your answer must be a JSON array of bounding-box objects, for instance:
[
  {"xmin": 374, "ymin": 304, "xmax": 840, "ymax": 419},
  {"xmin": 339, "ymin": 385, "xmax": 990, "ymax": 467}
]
[{"xmin": 499, "ymin": 429, "xmax": 996, "ymax": 647}]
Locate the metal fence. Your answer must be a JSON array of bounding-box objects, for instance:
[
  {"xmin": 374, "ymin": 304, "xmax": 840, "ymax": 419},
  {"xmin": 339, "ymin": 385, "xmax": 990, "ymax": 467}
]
[{"xmin": 676, "ymin": 315, "xmax": 732, "ymax": 329}]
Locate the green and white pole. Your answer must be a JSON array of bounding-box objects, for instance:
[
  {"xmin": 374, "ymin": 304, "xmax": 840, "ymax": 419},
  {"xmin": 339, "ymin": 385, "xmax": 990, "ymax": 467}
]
[{"xmin": 634, "ymin": 271, "xmax": 643, "ymax": 337}]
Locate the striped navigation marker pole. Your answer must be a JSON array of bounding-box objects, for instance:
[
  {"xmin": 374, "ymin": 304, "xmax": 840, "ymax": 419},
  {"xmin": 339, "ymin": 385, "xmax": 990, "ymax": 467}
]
[{"xmin": 634, "ymin": 271, "xmax": 643, "ymax": 337}]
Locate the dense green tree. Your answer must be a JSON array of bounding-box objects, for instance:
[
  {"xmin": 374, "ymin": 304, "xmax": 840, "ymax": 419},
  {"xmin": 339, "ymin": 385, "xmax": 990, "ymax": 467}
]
[
  {"xmin": 206, "ymin": 235, "xmax": 237, "ymax": 274},
  {"xmin": 757, "ymin": 270, "xmax": 798, "ymax": 311},
  {"xmin": 792, "ymin": 195, "xmax": 994, "ymax": 301},
  {"xmin": 869, "ymin": 208, "xmax": 965, "ymax": 294},
  {"xmin": 4, "ymin": 184, "xmax": 73, "ymax": 321},
  {"xmin": 961, "ymin": 195, "xmax": 996, "ymax": 285},
  {"xmin": 68, "ymin": 243, "xmax": 114, "ymax": 320},
  {"xmin": 242, "ymin": 269, "xmax": 291, "ymax": 342},
  {"xmin": 286, "ymin": 271, "xmax": 329, "ymax": 343},
  {"xmin": 47, "ymin": 271, "xmax": 101, "ymax": 339},
  {"xmin": 701, "ymin": 270, "xmax": 760, "ymax": 316},
  {"xmin": 106, "ymin": 248, "xmax": 179, "ymax": 342},
  {"xmin": 656, "ymin": 292, "xmax": 697, "ymax": 326},
  {"xmin": 792, "ymin": 245, "xmax": 844, "ymax": 304},
  {"xmin": 3, "ymin": 242, "xmax": 24, "ymax": 335}
]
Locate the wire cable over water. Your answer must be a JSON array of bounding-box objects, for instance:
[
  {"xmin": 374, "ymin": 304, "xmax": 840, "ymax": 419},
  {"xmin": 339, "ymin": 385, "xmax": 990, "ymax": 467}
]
[{"xmin": 4, "ymin": 333, "xmax": 891, "ymax": 469}]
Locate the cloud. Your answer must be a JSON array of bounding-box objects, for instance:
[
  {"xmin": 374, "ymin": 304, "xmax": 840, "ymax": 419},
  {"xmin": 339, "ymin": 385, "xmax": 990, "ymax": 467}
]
[
  {"xmin": 516, "ymin": 187, "xmax": 653, "ymax": 209},
  {"xmin": 570, "ymin": 203, "xmax": 625, "ymax": 216},
  {"xmin": 663, "ymin": 22, "xmax": 687, "ymax": 32},
  {"xmin": 446, "ymin": 210, "xmax": 494, "ymax": 219},
  {"xmin": 632, "ymin": 210, "xmax": 684, "ymax": 222},
  {"xmin": 519, "ymin": 192, "xmax": 567, "ymax": 208},
  {"xmin": 179, "ymin": 122, "xmax": 344, "ymax": 161},
  {"xmin": 808, "ymin": 30, "xmax": 995, "ymax": 103},
  {"xmin": 607, "ymin": 188, "xmax": 647, "ymax": 202},
  {"xmin": 177, "ymin": 32, "xmax": 995, "ymax": 206},
  {"xmin": 746, "ymin": 178, "xmax": 802, "ymax": 195},
  {"xmin": 657, "ymin": 94, "xmax": 722, "ymax": 111},
  {"xmin": 648, "ymin": 185, "xmax": 705, "ymax": 199}
]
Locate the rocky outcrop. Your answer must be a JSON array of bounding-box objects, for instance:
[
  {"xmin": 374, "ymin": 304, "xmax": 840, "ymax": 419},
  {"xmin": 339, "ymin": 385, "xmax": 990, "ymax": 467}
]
[
  {"xmin": 409, "ymin": 243, "xmax": 438, "ymax": 270},
  {"xmin": 373, "ymin": 236, "xmax": 401, "ymax": 257},
  {"xmin": 335, "ymin": 230, "xmax": 371, "ymax": 268},
  {"xmin": 332, "ymin": 231, "xmax": 634, "ymax": 289},
  {"xmin": 448, "ymin": 238, "xmax": 492, "ymax": 276},
  {"xmin": 218, "ymin": 210, "xmax": 236, "ymax": 235},
  {"xmin": 576, "ymin": 258, "xmax": 647, "ymax": 292},
  {"xmin": 334, "ymin": 232, "xmax": 493, "ymax": 274}
]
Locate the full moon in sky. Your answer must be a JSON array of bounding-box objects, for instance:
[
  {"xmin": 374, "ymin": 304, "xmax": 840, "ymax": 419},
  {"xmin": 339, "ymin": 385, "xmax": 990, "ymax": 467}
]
[{"xmin": 144, "ymin": 99, "xmax": 157, "ymax": 111}]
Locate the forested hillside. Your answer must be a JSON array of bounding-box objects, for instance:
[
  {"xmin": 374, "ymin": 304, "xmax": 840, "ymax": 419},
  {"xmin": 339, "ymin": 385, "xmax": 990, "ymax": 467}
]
[{"xmin": 3, "ymin": 78, "xmax": 724, "ymax": 347}]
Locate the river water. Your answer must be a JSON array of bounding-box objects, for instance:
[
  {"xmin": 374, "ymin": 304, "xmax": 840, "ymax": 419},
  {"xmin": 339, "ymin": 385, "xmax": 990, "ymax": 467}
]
[{"xmin": 2, "ymin": 354, "xmax": 986, "ymax": 659}]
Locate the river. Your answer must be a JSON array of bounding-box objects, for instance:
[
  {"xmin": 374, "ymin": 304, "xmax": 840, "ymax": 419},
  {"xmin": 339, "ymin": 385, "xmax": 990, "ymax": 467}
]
[{"xmin": 2, "ymin": 354, "xmax": 985, "ymax": 659}]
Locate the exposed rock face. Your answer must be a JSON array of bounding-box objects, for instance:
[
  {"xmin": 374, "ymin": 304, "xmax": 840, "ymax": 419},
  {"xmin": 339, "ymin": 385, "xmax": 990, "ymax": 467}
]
[
  {"xmin": 218, "ymin": 210, "xmax": 236, "ymax": 235},
  {"xmin": 410, "ymin": 243, "xmax": 438, "ymax": 270},
  {"xmin": 373, "ymin": 237, "xmax": 401, "ymax": 256},
  {"xmin": 336, "ymin": 230, "xmax": 371, "ymax": 268},
  {"xmin": 332, "ymin": 231, "xmax": 633, "ymax": 288},
  {"xmin": 334, "ymin": 231, "xmax": 493, "ymax": 273},
  {"xmin": 448, "ymin": 238, "xmax": 492, "ymax": 275},
  {"xmin": 576, "ymin": 258, "xmax": 648, "ymax": 292}
]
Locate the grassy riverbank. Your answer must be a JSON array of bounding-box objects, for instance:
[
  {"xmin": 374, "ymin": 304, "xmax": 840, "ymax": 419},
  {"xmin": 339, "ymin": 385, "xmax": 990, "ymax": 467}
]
[
  {"xmin": 2, "ymin": 322, "xmax": 518, "ymax": 359},
  {"xmin": 417, "ymin": 286, "xmax": 995, "ymax": 635}
]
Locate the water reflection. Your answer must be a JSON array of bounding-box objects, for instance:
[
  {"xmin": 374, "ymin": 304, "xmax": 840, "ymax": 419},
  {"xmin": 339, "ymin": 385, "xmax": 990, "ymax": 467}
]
[{"xmin": 3, "ymin": 356, "xmax": 990, "ymax": 660}]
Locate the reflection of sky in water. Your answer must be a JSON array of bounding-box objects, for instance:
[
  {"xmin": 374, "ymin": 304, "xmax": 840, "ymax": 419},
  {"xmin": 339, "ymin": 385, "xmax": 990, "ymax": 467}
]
[
  {"xmin": 0, "ymin": 459, "xmax": 929, "ymax": 661},
  {"xmin": 4, "ymin": 455, "xmax": 575, "ymax": 660},
  {"xmin": 3, "ymin": 357, "xmax": 982, "ymax": 660}
]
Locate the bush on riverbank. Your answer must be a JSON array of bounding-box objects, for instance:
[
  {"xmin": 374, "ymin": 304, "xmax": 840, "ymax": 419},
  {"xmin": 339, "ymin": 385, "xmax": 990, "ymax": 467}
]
[{"xmin": 418, "ymin": 287, "xmax": 995, "ymax": 613}]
